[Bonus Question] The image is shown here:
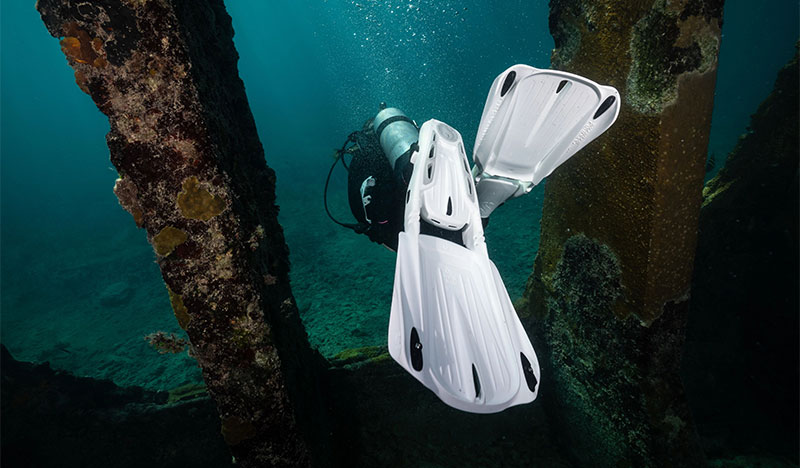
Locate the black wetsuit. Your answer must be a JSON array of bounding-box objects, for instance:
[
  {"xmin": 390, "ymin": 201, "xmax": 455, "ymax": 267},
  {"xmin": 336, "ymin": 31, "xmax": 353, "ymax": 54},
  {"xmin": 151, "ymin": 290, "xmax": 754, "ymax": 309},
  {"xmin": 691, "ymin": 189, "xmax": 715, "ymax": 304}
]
[{"xmin": 345, "ymin": 119, "xmax": 407, "ymax": 250}]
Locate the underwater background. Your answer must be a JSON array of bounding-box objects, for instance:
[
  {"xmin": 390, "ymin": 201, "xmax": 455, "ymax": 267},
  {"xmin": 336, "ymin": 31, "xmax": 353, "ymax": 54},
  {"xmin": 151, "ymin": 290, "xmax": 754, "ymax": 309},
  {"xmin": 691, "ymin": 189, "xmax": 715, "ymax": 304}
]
[{"xmin": 0, "ymin": 0, "xmax": 797, "ymax": 465}]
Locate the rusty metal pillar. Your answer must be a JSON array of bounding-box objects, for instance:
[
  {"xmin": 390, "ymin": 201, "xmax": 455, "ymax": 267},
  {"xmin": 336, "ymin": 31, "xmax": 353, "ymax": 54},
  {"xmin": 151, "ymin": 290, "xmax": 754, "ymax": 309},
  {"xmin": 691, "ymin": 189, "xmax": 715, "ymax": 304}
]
[
  {"xmin": 36, "ymin": 1, "xmax": 331, "ymax": 466},
  {"xmin": 518, "ymin": 1, "xmax": 724, "ymax": 466}
]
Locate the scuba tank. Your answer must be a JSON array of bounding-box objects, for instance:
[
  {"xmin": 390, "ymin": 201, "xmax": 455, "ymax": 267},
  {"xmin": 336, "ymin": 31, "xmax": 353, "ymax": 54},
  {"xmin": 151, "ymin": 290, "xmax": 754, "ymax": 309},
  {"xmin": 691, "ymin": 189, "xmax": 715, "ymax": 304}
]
[{"xmin": 372, "ymin": 105, "xmax": 419, "ymax": 183}]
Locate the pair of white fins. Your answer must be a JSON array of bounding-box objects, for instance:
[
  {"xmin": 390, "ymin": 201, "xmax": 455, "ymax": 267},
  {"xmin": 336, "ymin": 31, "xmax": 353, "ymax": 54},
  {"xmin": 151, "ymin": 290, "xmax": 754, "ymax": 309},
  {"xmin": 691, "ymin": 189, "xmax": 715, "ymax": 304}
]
[{"xmin": 388, "ymin": 65, "xmax": 620, "ymax": 413}]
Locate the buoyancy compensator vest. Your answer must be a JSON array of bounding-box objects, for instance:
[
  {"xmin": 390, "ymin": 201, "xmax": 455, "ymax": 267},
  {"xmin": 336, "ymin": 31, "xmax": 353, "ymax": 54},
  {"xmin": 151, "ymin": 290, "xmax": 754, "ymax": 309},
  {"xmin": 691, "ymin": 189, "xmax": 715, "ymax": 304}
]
[{"xmin": 324, "ymin": 106, "xmax": 419, "ymax": 251}]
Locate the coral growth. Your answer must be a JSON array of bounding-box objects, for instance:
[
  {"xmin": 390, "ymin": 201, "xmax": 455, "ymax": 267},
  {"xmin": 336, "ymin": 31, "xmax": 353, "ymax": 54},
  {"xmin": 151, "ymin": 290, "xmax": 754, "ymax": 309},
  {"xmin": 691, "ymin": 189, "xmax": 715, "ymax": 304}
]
[
  {"xmin": 626, "ymin": 1, "xmax": 721, "ymax": 114},
  {"xmin": 152, "ymin": 225, "xmax": 188, "ymax": 257},
  {"xmin": 167, "ymin": 287, "xmax": 191, "ymax": 330},
  {"xmin": 550, "ymin": 234, "xmax": 622, "ymax": 316},
  {"xmin": 539, "ymin": 234, "xmax": 701, "ymax": 467},
  {"xmin": 177, "ymin": 176, "xmax": 226, "ymax": 221},
  {"xmin": 145, "ymin": 331, "xmax": 189, "ymax": 354}
]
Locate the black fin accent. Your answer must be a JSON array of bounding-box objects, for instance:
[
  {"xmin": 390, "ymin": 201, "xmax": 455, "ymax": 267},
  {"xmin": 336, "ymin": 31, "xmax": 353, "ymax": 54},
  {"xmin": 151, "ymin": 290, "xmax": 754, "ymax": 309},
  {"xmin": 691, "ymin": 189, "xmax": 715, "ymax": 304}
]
[
  {"xmin": 410, "ymin": 328, "xmax": 423, "ymax": 371},
  {"xmin": 429, "ymin": 147, "xmax": 435, "ymax": 158},
  {"xmin": 420, "ymin": 220, "xmax": 465, "ymax": 247},
  {"xmin": 500, "ymin": 70, "xmax": 516, "ymax": 97},
  {"xmin": 593, "ymin": 95, "xmax": 616, "ymax": 119},
  {"xmin": 427, "ymin": 165, "xmax": 433, "ymax": 179},
  {"xmin": 406, "ymin": 190, "xmax": 410, "ymax": 204},
  {"xmin": 556, "ymin": 80, "xmax": 569, "ymax": 93},
  {"xmin": 446, "ymin": 197, "xmax": 453, "ymax": 216},
  {"xmin": 520, "ymin": 352, "xmax": 538, "ymax": 392},
  {"xmin": 472, "ymin": 364, "xmax": 482, "ymax": 399}
]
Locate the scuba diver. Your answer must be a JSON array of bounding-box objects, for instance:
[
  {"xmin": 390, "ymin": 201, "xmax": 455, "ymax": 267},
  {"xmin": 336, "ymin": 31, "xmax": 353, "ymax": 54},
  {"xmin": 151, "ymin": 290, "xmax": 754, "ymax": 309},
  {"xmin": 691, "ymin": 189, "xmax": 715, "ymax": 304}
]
[{"xmin": 325, "ymin": 65, "xmax": 620, "ymax": 413}]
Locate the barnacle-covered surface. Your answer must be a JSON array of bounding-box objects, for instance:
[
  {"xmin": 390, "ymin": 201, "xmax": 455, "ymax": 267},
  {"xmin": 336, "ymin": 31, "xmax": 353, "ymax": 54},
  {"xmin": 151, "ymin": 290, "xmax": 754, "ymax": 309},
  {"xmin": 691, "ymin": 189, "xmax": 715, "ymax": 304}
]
[
  {"xmin": 35, "ymin": 0, "xmax": 331, "ymax": 465},
  {"xmin": 519, "ymin": 0, "xmax": 723, "ymax": 466}
]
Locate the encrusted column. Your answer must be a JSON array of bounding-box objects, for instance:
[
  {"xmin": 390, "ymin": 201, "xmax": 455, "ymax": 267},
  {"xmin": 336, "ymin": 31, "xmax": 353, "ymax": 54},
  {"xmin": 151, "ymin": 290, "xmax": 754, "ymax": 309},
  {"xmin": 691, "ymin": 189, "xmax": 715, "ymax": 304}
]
[
  {"xmin": 685, "ymin": 48, "xmax": 799, "ymax": 459},
  {"xmin": 36, "ymin": 1, "xmax": 330, "ymax": 466},
  {"xmin": 518, "ymin": 1, "xmax": 723, "ymax": 466}
]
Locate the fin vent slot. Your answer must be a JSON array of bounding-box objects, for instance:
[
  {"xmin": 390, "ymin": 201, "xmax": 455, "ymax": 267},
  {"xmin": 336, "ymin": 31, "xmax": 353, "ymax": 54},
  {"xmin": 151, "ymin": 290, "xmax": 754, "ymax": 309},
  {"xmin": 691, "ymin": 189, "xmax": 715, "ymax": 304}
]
[
  {"xmin": 556, "ymin": 79, "xmax": 569, "ymax": 93},
  {"xmin": 520, "ymin": 352, "xmax": 538, "ymax": 392},
  {"xmin": 420, "ymin": 221, "xmax": 466, "ymax": 246},
  {"xmin": 472, "ymin": 364, "xmax": 482, "ymax": 399},
  {"xmin": 500, "ymin": 70, "xmax": 516, "ymax": 97},
  {"xmin": 410, "ymin": 328, "xmax": 423, "ymax": 371},
  {"xmin": 429, "ymin": 147, "xmax": 435, "ymax": 159},
  {"xmin": 446, "ymin": 197, "xmax": 453, "ymax": 216},
  {"xmin": 593, "ymin": 95, "xmax": 616, "ymax": 119}
]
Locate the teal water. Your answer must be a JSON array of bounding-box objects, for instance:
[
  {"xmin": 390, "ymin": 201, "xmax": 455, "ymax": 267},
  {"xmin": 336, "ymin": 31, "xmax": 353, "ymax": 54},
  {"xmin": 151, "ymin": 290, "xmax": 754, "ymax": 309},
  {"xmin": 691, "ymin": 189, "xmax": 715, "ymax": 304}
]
[{"xmin": 0, "ymin": 0, "xmax": 797, "ymax": 393}]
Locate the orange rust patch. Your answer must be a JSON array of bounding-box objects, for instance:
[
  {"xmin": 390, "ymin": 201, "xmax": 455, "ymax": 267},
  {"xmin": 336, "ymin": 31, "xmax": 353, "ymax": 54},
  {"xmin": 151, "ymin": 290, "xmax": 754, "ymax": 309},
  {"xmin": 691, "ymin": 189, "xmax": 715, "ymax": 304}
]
[
  {"xmin": 60, "ymin": 37, "xmax": 83, "ymax": 62},
  {"xmin": 59, "ymin": 23, "xmax": 106, "ymax": 68}
]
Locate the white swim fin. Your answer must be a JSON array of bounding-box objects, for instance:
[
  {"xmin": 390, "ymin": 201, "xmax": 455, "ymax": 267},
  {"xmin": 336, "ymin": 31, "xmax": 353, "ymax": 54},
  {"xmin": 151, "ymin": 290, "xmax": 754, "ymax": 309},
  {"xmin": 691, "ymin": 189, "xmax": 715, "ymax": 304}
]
[
  {"xmin": 388, "ymin": 119, "xmax": 541, "ymax": 414},
  {"xmin": 472, "ymin": 65, "xmax": 620, "ymax": 217}
]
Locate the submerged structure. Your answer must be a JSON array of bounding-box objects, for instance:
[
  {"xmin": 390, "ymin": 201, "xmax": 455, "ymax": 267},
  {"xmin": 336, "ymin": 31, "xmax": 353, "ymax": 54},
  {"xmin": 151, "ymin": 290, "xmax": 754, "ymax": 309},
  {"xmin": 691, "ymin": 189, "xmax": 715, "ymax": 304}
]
[
  {"xmin": 518, "ymin": 1, "xmax": 724, "ymax": 466},
  {"xmin": 36, "ymin": 0, "xmax": 331, "ymax": 465},
  {"xmin": 685, "ymin": 48, "xmax": 799, "ymax": 461},
  {"xmin": 22, "ymin": 0, "xmax": 797, "ymax": 467}
]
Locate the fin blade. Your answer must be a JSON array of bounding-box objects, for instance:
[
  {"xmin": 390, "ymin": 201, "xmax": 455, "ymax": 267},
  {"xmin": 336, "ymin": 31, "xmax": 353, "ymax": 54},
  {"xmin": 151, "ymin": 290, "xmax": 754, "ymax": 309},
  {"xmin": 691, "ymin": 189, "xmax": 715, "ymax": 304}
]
[
  {"xmin": 473, "ymin": 65, "xmax": 620, "ymax": 186},
  {"xmin": 389, "ymin": 233, "xmax": 540, "ymax": 413}
]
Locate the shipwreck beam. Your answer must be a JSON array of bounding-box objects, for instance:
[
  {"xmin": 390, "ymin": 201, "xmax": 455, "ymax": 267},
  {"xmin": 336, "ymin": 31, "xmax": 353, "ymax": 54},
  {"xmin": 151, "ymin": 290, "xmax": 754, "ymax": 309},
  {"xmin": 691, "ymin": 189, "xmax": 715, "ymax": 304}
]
[
  {"xmin": 518, "ymin": 1, "xmax": 724, "ymax": 466},
  {"xmin": 36, "ymin": 1, "xmax": 330, "ymax": 466}
]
